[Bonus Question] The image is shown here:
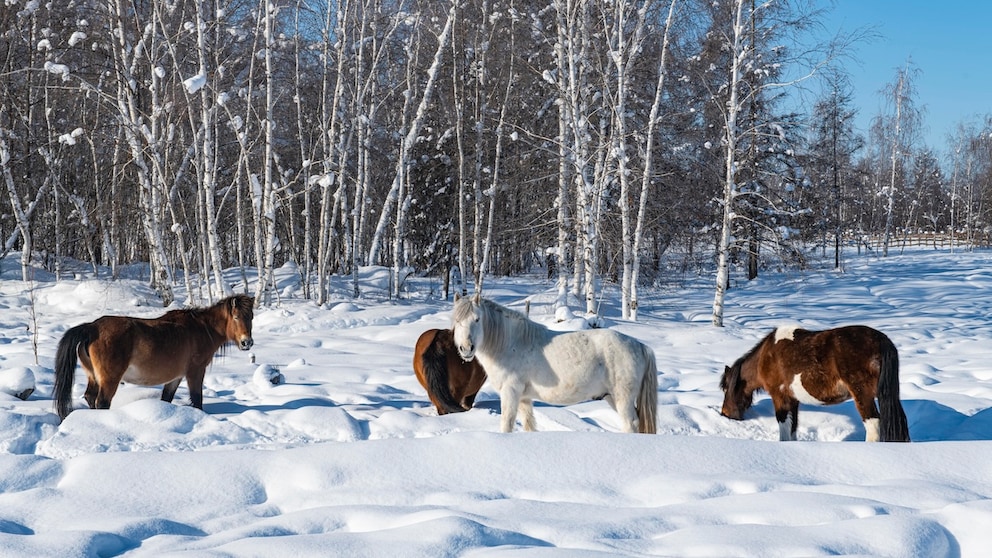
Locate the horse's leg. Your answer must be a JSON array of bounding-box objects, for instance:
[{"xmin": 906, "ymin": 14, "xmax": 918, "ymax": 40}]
[
  {"xmin": 462, "ymin": 366, "xmax": 487, "ymax": 410},
  {"xmin": 850, "ymin": 388, "xmax": 882, "ymax": 442},
  {"xmin": 83, "ymin": 379, "xmax": 99, "ymax": 410},
  {"xmin": 607, "ymin": 390, "xmax": 639, "ymax": 433},
  {"xmin": 79, "ymin": 351, "xmax": 99, "ymax": 410},
  {"xmin": 161, "ymin": 378, "xmax": 182, "ymax": 403},
  {"xmin": 519, "ymin": 398, "xmax": 537, "ymax": 432},
  {"xmin": 89, "ymin": 357, "xmax": 121, "ymax": 410},
  {"xmin": 95, "ymin": 379, "xmax": 121, "ymax": 410},
  {"xmin": 770, "ymin": 391, "xmax": 799, "ymax": 441},
  {"xmin": 498, "ymin": 383, "xmax": 522, "ymax": 433},
  {"xmin": 186, "ymin": 369, "xmax": 206, "ymax": 409}
]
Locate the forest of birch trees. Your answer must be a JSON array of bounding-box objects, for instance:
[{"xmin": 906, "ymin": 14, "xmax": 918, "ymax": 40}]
[{"xmin": 3, "ymin": 0, "xmax": 992, "ymax": 322}]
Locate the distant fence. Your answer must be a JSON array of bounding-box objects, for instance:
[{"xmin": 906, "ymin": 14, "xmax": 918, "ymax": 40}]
[{"xmin": 847, "ymin": 231, "xmax": 992, "ymax": 252}]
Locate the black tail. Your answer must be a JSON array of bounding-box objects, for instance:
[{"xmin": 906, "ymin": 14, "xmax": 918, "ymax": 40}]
[
  {"xmin": 422, "ymin": 335, "xmax": 467, "ymax": 415},
  {"xmin": 877, "ymin": 335, "xmax": 910, "ymax": 442},
  {"xmin": 54, "ymin": 323, "xmax": 95, "ymax": 421}
]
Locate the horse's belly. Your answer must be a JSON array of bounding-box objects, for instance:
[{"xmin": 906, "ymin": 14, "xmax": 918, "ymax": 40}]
[
  {"xmin": 122, "ymin": 364, "xmax": 182, "ymax": 386},
  {"xmin": 526, "ymin": 381, "xmax": 607, "ymax": 405},
  {"xmin": 791, "ymin": 375, "xmax": 850, "ymax": 405},
  {"xmin": 482, "ymin": 360, "xmax": 606, "ymax": 405}
]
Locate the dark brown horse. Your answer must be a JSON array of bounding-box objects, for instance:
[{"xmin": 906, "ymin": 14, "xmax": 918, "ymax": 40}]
[
  {"xmin": 414, "ymin": 328, "xmax": 487, "ymax": 415},
  {"xmin": 720, "ymin": 325, "xmax": 910, "ymax": 442},
  {"xmin": 54, "ymin": 295, "xmax": 255, "ymax": 420}
]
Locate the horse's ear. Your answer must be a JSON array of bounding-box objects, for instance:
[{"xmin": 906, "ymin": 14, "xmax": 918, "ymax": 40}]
[{"xmin": 454, "ymin": 293, "xmax": 461, "ymax": 302}]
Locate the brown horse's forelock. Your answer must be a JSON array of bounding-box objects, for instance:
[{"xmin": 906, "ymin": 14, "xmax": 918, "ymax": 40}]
[{"xmin": 236, "ymin": 294, "xmax": 255, "ymax": 318}]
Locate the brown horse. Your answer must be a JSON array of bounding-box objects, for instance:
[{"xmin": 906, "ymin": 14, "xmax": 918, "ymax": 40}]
[
  {"xmin": 53, "ymin": 294, "xmax": 255, "ymax": 420},
  {"xmin": 720, "ymin": 325, "xmax": 910, "ymax": 442},
  {"xmin": 414, "ymin": 328, "xmax": 487, "ymax": 415}
]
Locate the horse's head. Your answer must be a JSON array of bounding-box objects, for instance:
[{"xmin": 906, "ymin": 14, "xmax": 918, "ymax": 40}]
[
  {"xmin": 719, "ymin": 361, "xmax": 753, "ymax": 420},
  {"xmin": 451, "ymin": 294, "xmax": 483, "ymax": 361},
  {"xmin": 226, "ymin": 294, "xmax": 255, "ymax": 351}
]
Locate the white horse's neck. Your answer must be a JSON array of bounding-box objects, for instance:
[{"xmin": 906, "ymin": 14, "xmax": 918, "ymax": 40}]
[{"xmin": 479, "ymin": 300, "xmax": 549, "ymax": 356}]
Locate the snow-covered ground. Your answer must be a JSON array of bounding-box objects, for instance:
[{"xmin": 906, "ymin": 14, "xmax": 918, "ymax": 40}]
[{"xmin": 0, "ymin": 249, "xmax": 991, "ymax": 556}]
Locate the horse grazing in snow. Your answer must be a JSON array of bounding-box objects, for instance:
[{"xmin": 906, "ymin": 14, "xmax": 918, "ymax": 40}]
[{"xmin": 720, "ymin": 325, "xmax": 910, "ymax": 442}]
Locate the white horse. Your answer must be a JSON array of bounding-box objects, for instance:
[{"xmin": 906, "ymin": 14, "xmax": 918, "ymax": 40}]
[{"xmin": 451, "ymin": 295, "xmax": 658, "ymax": 434}]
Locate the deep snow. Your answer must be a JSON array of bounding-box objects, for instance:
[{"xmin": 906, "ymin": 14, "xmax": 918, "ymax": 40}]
[{"xmin": 0, "ymin": 249, "xmax": 991, "ymax": 556}]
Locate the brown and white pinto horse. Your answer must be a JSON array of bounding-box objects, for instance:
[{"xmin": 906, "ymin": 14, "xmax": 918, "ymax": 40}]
[
  {"xmin": 53, "ymin": 295, "xmax": 255, "ymax": 421},
  {"xmin": 414, "ymin": 328, "xmax": 487, "ymax": 414},
  {"xmin": 720, "ymin": 325, "xmax": 910, "ymax": 442}
]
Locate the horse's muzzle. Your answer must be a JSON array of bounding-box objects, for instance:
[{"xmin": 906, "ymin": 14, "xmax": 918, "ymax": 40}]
[
  {"xmin": 719, "ymin": 406, "xmax": 742, "ymax": 420},
  {"xmin": 457, "ymin": 344, "xmax": 475, "ymax": 361},
  {"xmin": 239, "ymin": 337, "xmax": 254, "ymax": 350}
]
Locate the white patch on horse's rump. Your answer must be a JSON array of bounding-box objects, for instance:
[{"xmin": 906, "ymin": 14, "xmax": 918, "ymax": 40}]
[
  {"xmin": 864, "ymin": 418, "xmax": 880, "ymax": 442},
  {"xmin": 774, "ymin": 325, "xmax": 800, "ymax": 343}
]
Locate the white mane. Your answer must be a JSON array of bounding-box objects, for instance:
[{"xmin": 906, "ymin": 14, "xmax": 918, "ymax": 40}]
[{"xmin": 457, "ymin": 298, "xmax": 548, "ymax": 355}]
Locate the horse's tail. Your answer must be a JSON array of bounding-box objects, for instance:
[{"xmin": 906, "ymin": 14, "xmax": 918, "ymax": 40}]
[
  {"xmin": 54, "ymin": 323, "xmax": 96, "ymax": 421},
  {"xmin": 637, "ymin": 344, "xmax": 659, "ymax": 434},
  {"xmin": 877, "ymin": 334, "xmax": 910, "ymax": 442},
  {"xmin": 421, "ymin": 331, "xmax": 468, "ymax": 415}
]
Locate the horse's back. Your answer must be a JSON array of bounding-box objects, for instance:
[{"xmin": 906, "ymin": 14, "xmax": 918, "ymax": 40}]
[{"xmin": 522, "ymin": 328, "xmax": 653, "ymax": 400}]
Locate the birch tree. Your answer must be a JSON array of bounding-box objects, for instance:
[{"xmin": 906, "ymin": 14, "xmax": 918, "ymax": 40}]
[
  {"xmin": 709, "ymin": 0, "xmax": 826, "ymax": 326},
  {"xmin": 875, "ymin": 62, "xmax": 922, "ymax": 257},
  {"xmin": 710, "ymin": 0, "xmax": 749, "ymax": 327},
  {"xmin": 104, "ymin": 0, "xmax": 177, "ymax": 304},
  {"xmin": 316, "ymin": 0, "xmax": 350, "ymax": 305},
  {"xmin": 629, "ymin": 0, "xmax": 678, "ymax": 321},
  {"xmin": 254, "ymin": 0, "xmax": 280, "ymax": 305},
  {"xmin": 367, "ymin": 1, "xmax": 458, "ymax": 273}
]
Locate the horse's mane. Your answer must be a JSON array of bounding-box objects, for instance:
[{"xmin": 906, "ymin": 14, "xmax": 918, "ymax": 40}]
[
  {"xmin": 160, "ymin": 294, "xmax": 253, "ymax": 321},
  {"xmin": 158, "ymin": 295, "xmax": 254, "ymax": 353},
  {"xmin": 454, "ymin": 297, "xmax": 547, "ymax": 354},
  {"xmin": 724, "ymin": 328, "xmax": 776, "ymax": 387}
]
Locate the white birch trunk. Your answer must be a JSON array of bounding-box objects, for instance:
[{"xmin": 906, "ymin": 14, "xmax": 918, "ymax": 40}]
[
  {"xmin": 882, "ymin": 70, "xmax": 905, "ymax": 258},
  {"xmin": 106, "ymin": 0, "xmax": 175, "ymax": 304},
  {"xmin": 255, "ymin": 0, "xmax": 279, "ymax": 305},
  {"xmin": 316, "ymin": 0, "xmax": 348, "ymax": 305},
  {"xmin": 453, "ymin": 26, "xmax": 469, "ymax": 298},
  {"xmin": 367, "ymin": 1, "xmax": 458, "ymax": 267},
  {"xmin": 0, "ymin": 132, "xmax": 37, "ymax": 281},
  {"xmin": 612, "ymin": 0, "xmax": 651, "ymax": 320},
  {"xmin": 193, "ymin": 0, "xmax": 227, "ymax": 299},
  {"xmin": 712, "ymin": 0, "xmax": 747, "ymax": 327},
  {"xmin": 630, "ymin": 0, "xmax": 677, "ymax": 321},
  {"xmin": 553, "ymin": 1, "xmax": 572, "ymax": 309}
]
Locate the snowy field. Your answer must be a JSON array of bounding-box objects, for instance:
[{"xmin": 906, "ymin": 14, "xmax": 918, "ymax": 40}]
[{"xmin": 1, "ymin": 249, "xmax": 991, "ymax": 556}]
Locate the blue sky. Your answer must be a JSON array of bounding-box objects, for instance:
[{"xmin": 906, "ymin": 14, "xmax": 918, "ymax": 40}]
[{"xmin": 821, "ymin": 1, "xmax": 991, "ymax": 155}]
